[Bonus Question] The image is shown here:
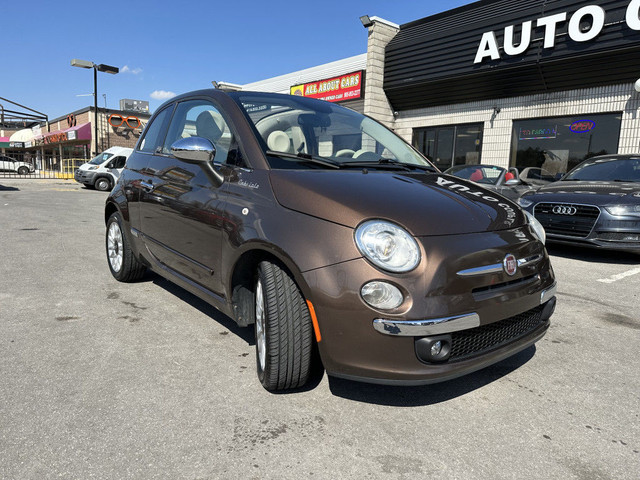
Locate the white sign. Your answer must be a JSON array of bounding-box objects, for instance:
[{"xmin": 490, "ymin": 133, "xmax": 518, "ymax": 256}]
[{"xmin": 474, "ymin": 0, "xmax": 640, "ymax": 64}]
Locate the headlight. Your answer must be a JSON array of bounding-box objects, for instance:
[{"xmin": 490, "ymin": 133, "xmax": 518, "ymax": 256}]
[
  {"xmin": 88, "ymin": 166, "xmax": 98, "ymax": 170},
  {"xmin": 354, "ymin": 220, "xmax": 421, "ymax": 273},
  {"xmin": 525, "ymin": 211, "xmax": 546, "ymax": 244},
  {"xmin": 518, "ymin": 196, "xmax": 534, "ymax": 208},
  {"xmin": 605, "ymin": 205, "xmax": 640, "ymax": 216}
]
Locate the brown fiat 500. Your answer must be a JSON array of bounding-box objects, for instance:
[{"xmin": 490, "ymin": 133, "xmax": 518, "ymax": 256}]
[{"xmin": 105, "ymin": 89, "xmax": 556, "ymax": 391}]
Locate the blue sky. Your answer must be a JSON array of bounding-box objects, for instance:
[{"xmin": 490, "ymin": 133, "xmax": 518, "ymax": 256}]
[{"xmin": 2, "ymin": 0, "xmax": 472, "ymax": 120}]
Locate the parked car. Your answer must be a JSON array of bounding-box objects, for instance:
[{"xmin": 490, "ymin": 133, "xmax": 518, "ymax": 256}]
[
  {"xmin": 74, "ymin": 146, "xmax": 133, "ymax": 191},
  {"xmin": 0, "ymin": 154, "xmax": 35, "ymax": 175},
  {"xmin": 445, "ymin": 164, "xmax": 553, "ymax": 201},
  {"xmin": 519, "ymin": 154, "xmax": 640, "ymax": 251},
  {"xmin": 105, "ymin": 89, "xmax": 556, "ymax": 391}
]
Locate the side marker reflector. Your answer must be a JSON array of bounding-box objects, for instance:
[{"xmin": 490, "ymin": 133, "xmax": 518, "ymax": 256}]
[{"xmin": 306, "ymin": 300, "xmax": 322, "ymax": 342}]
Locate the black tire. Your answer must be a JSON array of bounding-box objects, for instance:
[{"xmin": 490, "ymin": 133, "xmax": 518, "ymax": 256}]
[
  {"xmin": 17, "ymin": 166, "xmax": 29, "ymax": 175},
  {"xmin": 95, "ymin": 177, "xmax": 112, "ymax": 191},
  {"xmin": 255, "ymin": 261, "xmax": 313, "ymax": 391},
  {"xmin": 106, "ymin": 212, "xmax": 146, "ymax": 282}
]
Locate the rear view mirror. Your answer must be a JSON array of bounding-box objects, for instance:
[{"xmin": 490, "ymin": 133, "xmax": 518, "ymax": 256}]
[
  {"xmin": 505, "ymin": 179, "xmax": 521, "ymax": 186},
  {"xmin": 171, "ymin": 137, "xmax": 223, "ymax": 187}
]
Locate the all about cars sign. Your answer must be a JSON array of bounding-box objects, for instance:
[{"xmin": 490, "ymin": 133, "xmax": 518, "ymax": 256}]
[{"xmin": 290, "ymin": 71, "xmax": 364, "ymax": 103}]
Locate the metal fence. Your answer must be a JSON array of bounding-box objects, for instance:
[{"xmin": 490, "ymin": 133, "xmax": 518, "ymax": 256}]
[{"xmin": 0, "ymin": 152, "xmax": 86, "ymax": 179}]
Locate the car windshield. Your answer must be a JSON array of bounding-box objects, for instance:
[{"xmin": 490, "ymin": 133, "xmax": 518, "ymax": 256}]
[
  {"xmin": 563, "ymin": 157, "xmax": 640, "ymax": 182},
  {"xmin": 232, "ymin": 93, "xmax": 434, "ymax": 170},
  {"xmin": 445, "ymin": 165, "xmax": 504, "ymax": 185},
  {"xmin": 88, "ymin": 152, "xmax": 114, "ymax": 165}
]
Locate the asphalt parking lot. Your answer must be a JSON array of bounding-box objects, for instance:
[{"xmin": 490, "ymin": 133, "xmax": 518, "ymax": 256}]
[{"xmin": 1, "ymin": 179, "xmax": 638, "ymax": 480}]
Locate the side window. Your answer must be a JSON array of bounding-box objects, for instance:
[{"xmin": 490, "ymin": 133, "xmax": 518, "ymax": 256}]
[
  {"xmin": 162, "ymin": 100, "xmax": 237, "ymax": 164},
  {"xmin": 139, "ymin": 105, "xmax": 173, "ymax": 153},
  {"xmin": 111, "ymin": 156, "xmax": 126, "ymax": 169}
]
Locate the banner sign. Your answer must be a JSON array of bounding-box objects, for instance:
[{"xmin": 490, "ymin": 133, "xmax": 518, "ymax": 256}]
[{"xmin": 290, "ymin": 70, "xmax": 364, "ymax": 103}]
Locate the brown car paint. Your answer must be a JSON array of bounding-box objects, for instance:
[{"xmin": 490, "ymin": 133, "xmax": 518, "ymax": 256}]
[{"xmin": 106, "ymin": 89, "xmax": 556, "ymax": 386}]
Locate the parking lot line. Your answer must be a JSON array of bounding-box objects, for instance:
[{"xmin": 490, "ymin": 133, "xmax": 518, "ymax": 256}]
[{"xmin": 597, "ymin": 267, "xmax": 640, "ymax": 284}]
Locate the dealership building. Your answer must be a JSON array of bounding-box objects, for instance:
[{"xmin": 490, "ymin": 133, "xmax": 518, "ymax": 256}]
[{"xmin": 240, "ymin": 0, "xmax": 640, "ymax": 175}]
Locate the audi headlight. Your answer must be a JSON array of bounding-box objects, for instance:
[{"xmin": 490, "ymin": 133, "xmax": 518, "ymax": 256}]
[
  {"xmin": 354, "ymin": 220, "xmax": 421, "ymax": 273},
  {"xmin": 525, "ymin": 211, "xmax": 546, "ymax": 244},
  {"xmin": 518, "ymin": 196, "xmax": 534, "ymax": 208},
  {"xmin": 605, "ymin": 205, "xmax": 640, "ymax": 216}
]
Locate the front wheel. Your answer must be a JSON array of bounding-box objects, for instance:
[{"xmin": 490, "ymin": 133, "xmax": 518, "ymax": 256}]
[
  {"xmin": 95, "ymin": 177, "xmax": 112, "ymax": 191},
  {"xmin": 255, "ymin": 261, "xmax": 314, "ymax": 391},
  {"xmin": 106, "ymin": 212, "xmax": 146, "ymax": 282},
  {"xmin": 17, "ymin": 166, "xmax": 29, "ymax": 175}
]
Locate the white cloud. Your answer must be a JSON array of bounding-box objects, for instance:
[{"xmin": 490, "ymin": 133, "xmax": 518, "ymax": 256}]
[
  {"xmin": 150, "ymin": 90, "xmax": 177, "ymax": 100},
  {"xmin": 121, "ymin": 65, "xmax": 143, "ymax": 75}
]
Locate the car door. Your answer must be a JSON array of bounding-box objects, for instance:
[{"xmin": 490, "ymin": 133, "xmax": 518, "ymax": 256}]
[
  {"xmin": 0, "ymin": 156, "xmax": 7, "ymax": 171},
  {"xmin": 138, "ymin": 98, "xmax": 232, "ymax": 297}
]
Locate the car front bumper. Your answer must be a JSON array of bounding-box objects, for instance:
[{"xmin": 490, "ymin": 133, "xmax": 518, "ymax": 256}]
[
  {"xmin": 74, "ymin": 169, "xmax": 97, "ymax": 185},
  {"xmin": 303, "ymin": 228, "xmax": 556, "ymax": 385}
]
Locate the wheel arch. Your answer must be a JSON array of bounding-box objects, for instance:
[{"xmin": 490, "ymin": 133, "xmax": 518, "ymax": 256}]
[{"xmin": 228, "ymin": 244, "xmax": 311, "ymax": 328}]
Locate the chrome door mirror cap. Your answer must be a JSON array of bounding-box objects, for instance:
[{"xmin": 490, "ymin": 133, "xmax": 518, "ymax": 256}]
[{"xmin": 171, "ymin": 137, "xmax": 217, "ymax": 164}]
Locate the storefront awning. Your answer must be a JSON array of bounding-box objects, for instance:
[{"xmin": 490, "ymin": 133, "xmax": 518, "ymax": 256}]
[
  {"xmin": 33, "ymin": 122, "xmax": 92, "ymax": 147},
  {"xmin": 0, "ymin": 136, "xmax": 24, "ymax": 148},
  {"xmin": 9, "ymin": 128, "xmax": 35, "ymax": 143}
]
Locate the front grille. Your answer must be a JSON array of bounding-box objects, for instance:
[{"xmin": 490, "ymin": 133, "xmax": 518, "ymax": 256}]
[
  {"xmin": 448, "ymin": 305, "xmax": 547, "ymax": 362},
  {"xmin": 534, "ymin": 203, "xmax": 600, "ymax": 238}
]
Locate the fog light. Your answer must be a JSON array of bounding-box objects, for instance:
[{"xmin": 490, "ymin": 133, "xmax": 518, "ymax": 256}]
[
  {"xmin": 361, "ymin": 281, "xmax": 403, "ymax": 310},
  {"xmin": 415, "ymin": 335, "xmax": 452, "ymax": 363}
]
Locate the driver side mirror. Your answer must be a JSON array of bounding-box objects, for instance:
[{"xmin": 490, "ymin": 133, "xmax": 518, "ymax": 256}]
[
  {"xmin": 505, "ymin": 178, "xmax": 521, "ymax": 186},
  {"xmin": 171, "ymin": 136, "xmax": 223, "ymax": 187}
]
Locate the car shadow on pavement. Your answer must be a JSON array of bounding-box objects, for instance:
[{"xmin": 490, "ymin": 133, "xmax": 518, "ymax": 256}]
[
  {"xmin": 149, "ymin": 273, "xmax": 255, "ymax": 345},
  {"xmin": 546, "ymin": 244, "xmax": 639, "ymax": 264},
  {"xmin": 0, "ymin": 184, "xmax": 20, "ymax": 191},
  {"xmin": 327, "ymin": 346, "xmax": 536, "ymax": 406}
]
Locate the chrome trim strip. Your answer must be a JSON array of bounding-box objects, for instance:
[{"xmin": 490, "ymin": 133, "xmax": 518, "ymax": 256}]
[
  {"xmin": 457, "ymin": 253, "xmax": 543, "ymax": 277},
  {"xmin": 540, "ymin": 282, "xmax": 557, "ymax": 304},
  {"xmin": 456, "ymin": 263, "xmax": 503, "ymax": 277},
  {"xmin": 517, "ymin": 253, "xmax": 543, "ymax": 267},
  {"xmin": 373, "ymin": 313, "xmax": 480, "ymax": 336}
]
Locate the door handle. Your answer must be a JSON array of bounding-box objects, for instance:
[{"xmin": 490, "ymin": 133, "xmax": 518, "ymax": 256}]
[{"xmin": 140, "ymin": 181, "xmax": 153, "ymax": 192}]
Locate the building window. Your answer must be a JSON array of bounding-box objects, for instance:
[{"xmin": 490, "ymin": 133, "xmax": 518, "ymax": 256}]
[
  {"xmin": 510, "ymin": 113, "xmax": 622, "ymax": 177},
  {"xmin": 413, "ymin": 123, "xmax": 483, "ymax": 171}
]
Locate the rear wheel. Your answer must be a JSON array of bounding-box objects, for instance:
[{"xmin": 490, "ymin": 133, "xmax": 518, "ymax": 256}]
[
  {"xmin": 255, "ymin": 261, "xmax": 313, "ymax": 391},
  {"xmin": 106, "ymin": 212, "xmax": 146, "ymax": 282},
  {"xmin": 95, "ymin": 177, "xmax": 112, "ymax": 191}
]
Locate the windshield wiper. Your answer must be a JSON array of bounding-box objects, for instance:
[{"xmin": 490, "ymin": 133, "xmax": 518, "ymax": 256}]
[
  {"xmin": 340, "ymin": 158, "xmax": 436, "ymax": 172},
  {"xmin": 266, "ymin": 150, "xmax": 340, "ymax": 169}
]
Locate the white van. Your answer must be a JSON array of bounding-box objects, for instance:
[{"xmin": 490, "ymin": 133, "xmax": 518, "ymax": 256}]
[{"xmin": 74, "ymin": 146, "xmax": 133, "ymax": 191}]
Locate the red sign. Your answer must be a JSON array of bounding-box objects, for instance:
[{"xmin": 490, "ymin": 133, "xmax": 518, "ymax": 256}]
[{"xmin": 290, "ymin": 71, "xmax": 364, "ymax": 103}]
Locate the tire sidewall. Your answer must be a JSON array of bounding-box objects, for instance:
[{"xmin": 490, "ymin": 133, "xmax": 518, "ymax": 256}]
[
  {"xmin": 255, "ymin": 271, "xmax": 271, "ymax": 386},
  {"xmin": 106, "ymin": 213, "xmax": 127, "ymax": 280},
  {"xmin": 17, "ymin": 166, "xmax": 28, "ymax": 175},
  {"xmin": 96, "ymin": 178, "xmax": 111, "ymax": 191}
]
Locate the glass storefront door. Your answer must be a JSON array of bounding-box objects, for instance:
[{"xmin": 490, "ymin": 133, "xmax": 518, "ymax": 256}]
[
  {"xmin": 510, "ymin": 113, "xmax": 622, "ymax": 176},
  {"xmin": 413, "ymin": 123, "xmax": 483, "ymax": 171}
]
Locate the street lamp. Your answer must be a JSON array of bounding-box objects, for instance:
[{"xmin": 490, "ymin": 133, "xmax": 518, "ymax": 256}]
[{"xmin": 71, "ymin": 59, "xmax": 119, "ymax": 155}]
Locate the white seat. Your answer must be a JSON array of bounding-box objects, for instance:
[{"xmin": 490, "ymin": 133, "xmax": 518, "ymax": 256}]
[{"xmin": 267, "ymin": 131, "xmax": 291, "ymax": 153}]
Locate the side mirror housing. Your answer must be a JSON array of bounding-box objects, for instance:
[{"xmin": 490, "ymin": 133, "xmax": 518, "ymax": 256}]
[
  {"xmin": 505, "ymin": 178, "xmax": 521, "ymax": 186},
  {"xmin": 171, "ymin": 137, "xmax": 223, "ymax": 187}
]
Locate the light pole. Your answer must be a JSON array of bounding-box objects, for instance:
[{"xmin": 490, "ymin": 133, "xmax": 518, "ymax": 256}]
[{"xmin": 71, "ymin": 59, "xmax": 119, "ymax": 156}]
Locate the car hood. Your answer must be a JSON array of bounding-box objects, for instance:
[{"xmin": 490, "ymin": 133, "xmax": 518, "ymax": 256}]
[
  {"xmin": 525, "ymin": 180, "xmax": 640, "ymax": 204},
  {"xmin": 269, "ymin": 170, "xmax": 525, "ymax": 236}
]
